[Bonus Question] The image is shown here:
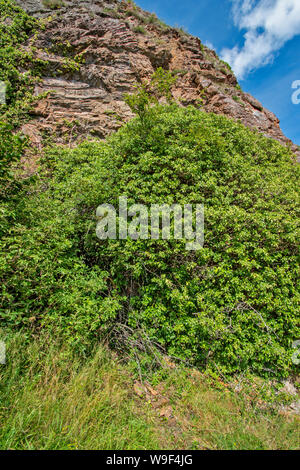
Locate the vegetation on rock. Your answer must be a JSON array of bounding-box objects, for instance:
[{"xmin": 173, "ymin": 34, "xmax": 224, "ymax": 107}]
[
  {"xmin": 1, "ymin": 96, "xmax": 299, "ymax": 377},
  {"xmin": 0, "ymin": 0, "xmax": 48, "ymax": 127}
]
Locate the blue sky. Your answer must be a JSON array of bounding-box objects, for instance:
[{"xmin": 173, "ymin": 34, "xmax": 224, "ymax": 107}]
[{"xmin": 136, "ymin": 0, "xmax": 300, "ymax": 145}]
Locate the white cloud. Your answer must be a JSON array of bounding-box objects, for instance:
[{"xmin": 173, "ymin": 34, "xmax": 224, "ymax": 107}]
[
  {"xmin": 221, "ymin": 0, "xmax": 300, "ymax": 79},
  {"xmin": 204, "ymin": 40, "xmax": 215, "ymax": 50}
]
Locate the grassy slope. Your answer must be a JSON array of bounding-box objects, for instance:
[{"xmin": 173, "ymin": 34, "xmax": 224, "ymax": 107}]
[{"xmin": 0, "ymin": 332, "xmax": 298, "ymax": 450}]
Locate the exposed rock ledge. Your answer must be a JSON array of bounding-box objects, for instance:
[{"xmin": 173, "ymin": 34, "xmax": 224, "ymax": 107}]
[{"xmin": 15, "ymin": 0, "xmax": 299, "ymax": 160}]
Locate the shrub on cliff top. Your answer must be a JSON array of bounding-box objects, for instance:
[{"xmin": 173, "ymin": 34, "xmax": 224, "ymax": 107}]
[{"xmin": 1, "ymin": 103, "xmax": 299, "ymax": 377}]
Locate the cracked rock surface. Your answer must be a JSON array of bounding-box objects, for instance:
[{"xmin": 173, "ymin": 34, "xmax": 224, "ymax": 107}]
[{"xmin": 15, "ymin": 0, "xmax": 299, "ymax": 159}]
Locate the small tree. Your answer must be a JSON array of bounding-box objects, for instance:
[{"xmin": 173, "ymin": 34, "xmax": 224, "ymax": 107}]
[
  {"xmin": 125, "ymin": 82, "xmax": 155, "ymax": 125},
  {"xmin": 125, "ymin": 68, "xmax": 178, "ymax": 125},
  {"xmin": 150, "ymin": 67, "xmax": 177, "ymax": 104}
]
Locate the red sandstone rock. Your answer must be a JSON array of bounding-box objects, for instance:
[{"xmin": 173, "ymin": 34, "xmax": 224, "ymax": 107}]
[{"xmin": 15, "ymin": 0, "xmax": 299, "ymax": 160}]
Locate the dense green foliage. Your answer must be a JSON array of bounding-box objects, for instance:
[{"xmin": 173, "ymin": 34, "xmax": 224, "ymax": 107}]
[
  {"xmin": 0, "ymin": 1, "xmax": 36, "ymax": 263},
  {"xmin": 1, "ymin": 102, "xmax": 299, "ymax": 376},
  {"xmin": 0, "ymin": 122, "xmax": 25, "ymax": 187},
  {"xmin": 0, "ymin": 122, "xmax": 28, "ymax": 253}
]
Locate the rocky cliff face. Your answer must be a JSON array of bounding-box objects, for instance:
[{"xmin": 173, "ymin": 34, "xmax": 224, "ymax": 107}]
[{"xmin": 16, "ymin": 0, "xmax": 299, "ymax": 158}]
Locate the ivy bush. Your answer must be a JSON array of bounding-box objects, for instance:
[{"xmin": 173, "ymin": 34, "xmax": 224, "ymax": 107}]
[
  {"xmin": 1, "ymin": 103, "xmax": 299, "ymax": 376},
  {"xmin": 0, "ymin": 0, "xmax": 47, "ymax": 126},
  {"xmin": 0, "ymin": 1, "xmax": 44, "ymax": 277}
]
